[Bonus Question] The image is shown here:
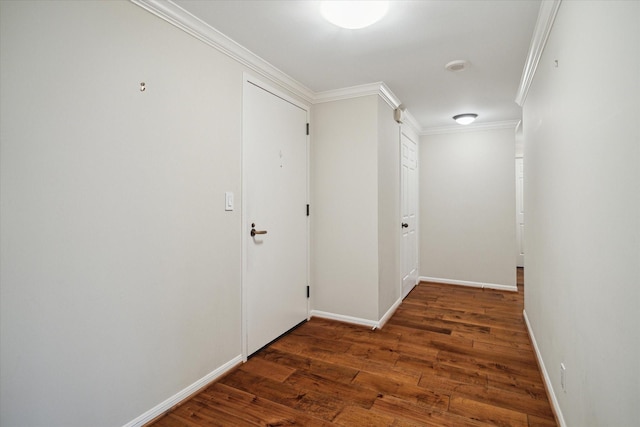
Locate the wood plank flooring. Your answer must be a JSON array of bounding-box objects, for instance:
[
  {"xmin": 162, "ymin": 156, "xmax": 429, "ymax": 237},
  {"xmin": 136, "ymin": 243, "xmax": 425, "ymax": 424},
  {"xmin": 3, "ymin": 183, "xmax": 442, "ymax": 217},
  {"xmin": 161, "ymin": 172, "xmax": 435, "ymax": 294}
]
[{"xmin": 150, "ymin": 269, "xmax": 556, "ymax": 426}]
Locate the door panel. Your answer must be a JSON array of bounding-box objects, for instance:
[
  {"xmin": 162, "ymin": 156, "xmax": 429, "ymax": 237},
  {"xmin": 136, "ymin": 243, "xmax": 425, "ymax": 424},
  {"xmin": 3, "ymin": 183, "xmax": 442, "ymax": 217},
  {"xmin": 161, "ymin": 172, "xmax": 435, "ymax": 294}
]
[
  {"xmin": 243, "ymin": 79, "xmax": 308, "ymax": 356},
  {"xmin": 401, "ymin": 133, "xmax": 418, "ymax": 298},
  {"xmin": 516, "ymin": 158, "xmax": 524, "ymax": 267}
]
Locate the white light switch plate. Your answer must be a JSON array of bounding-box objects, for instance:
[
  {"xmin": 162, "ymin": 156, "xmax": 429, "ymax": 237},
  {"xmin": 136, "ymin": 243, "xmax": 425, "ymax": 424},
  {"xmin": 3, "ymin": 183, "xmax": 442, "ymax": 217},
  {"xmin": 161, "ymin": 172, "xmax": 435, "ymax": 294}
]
[{"xmin": 225, "ymin": 192, "xmax": 234, "ymax": 211}]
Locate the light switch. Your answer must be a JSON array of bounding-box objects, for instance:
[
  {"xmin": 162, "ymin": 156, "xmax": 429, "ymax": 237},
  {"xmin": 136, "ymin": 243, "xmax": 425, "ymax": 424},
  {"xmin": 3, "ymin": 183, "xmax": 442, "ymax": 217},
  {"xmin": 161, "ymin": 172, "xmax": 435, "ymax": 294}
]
[{"xmin": 225, "ymin": 192, "xmax": 234, "ymax": 211}]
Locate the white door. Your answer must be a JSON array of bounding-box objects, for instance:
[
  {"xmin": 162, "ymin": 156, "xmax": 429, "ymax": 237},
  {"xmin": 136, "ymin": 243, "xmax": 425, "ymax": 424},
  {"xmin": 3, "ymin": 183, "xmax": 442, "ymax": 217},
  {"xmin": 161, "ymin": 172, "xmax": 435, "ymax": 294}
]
[
  {"xmin": 401, "ymin": 132, "xmax": 419, "ymax": 298},
  {"xmin": 243, "ymin": 77, "xmax": 308, "ymax": 356},
  {"xmin": 516, "ymin": 158, "xmax": 525, "ymax": 267}
]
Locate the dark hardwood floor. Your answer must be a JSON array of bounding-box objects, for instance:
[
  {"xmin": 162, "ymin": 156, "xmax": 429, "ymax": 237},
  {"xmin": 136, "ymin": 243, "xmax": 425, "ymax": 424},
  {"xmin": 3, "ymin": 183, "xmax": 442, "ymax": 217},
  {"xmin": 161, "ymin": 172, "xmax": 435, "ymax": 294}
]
[{"xmin": 150, "ymin": 268, "xmax": 556, "ymax": 426}]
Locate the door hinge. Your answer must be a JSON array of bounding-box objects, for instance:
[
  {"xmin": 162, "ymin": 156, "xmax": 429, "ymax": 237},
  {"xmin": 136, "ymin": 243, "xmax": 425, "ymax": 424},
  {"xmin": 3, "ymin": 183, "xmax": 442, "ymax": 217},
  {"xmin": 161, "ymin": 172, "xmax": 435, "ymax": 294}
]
[
  {"xmin": 307, "ymin": 285, "xmax": 310, "ymax": 298},
  {"xmin": 306, "ymin": 123, "xmax": 310, "ymax": 135},
  {"xmin": 306, "ymin": 204, "xmax": 310, "ymax": 216}
]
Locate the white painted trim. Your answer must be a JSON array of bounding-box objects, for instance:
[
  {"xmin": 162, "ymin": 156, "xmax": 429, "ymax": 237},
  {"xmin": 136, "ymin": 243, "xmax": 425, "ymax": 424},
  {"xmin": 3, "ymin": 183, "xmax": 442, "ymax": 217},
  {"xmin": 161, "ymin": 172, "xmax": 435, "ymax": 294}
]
[
  {"xmin": 309, "ymin": 82, "xmax": 378, "ymax": 104},
  {"xmin": 122, "ymin": 355, "xmax": 242, "ymax": 427},
  {"xmin": 420, "ymin": 120, "xmax": 520, "ymax": 136},
  {"xmin": 244, "ymin": 73, "xmax": 311, "ymax": 112},
  {"xmin": 401, "ymin": 284, "xmax": 415, "ymax": 300},
  {"xmin": 314, "ymin": 82, "xmax": 422, "ymax": 134},
  {"xmin": 378, "ymin": 298, "xmax": 402, "ymax": 329},
  {"xmin": 241, "ymin": 76, "xmax": 250, "ymax": 362},
  {"xmin": 378, "ymin": 82, "xmax": 402, "ymax": 110},
  {"xmin": 314, "ymin": 81, "xmax": 401, "ymax": 110},
  {"xmin": 310, "ymin": 310, "xmax": 378, "ymax": 329},
  {"xmin": 402, "ymin": 110, "xmax": 423, "ymax": 136},
  {"xmin": 401, "ymin": 125, "xmax": 420, "ymax": 148},
  {"xmin": 311, "ymin": 297, "xmax": 402, "ymax": 331},
  {"xmin": 396, "ymin": 124, "xmax": 404, "ymax": 321},
  {"xmin": 130, "ymin": 0, "xmax": 315, "ymax": 103},
  {"xmin": 523, "ymin": 310, "xmax": 567, "ymax": 427},
  {"xmin": 400, "ymin": 130, "xmax": 420, "ymax": 301},
  {"xmin": 419, "ymin": 276, "xmax": 517, "ymax": 292},
  {"xmin": 515, "ymin": 0, "xmax": 562, "ymax": 106},
  {"xmin": 129, "ymin": 0, "xmax": 428, "ymax": 132},
  {"xmin": 241, "ymin": 73, "xmax": 311, "ymax": 360}
]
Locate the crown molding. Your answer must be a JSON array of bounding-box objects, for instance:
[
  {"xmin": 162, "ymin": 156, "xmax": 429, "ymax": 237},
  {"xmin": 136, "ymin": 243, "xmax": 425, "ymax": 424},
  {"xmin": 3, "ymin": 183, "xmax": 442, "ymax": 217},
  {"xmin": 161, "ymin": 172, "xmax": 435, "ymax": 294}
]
[
  {"xmin": 131, "ymin": 0, "xmax": 528, "ymax": 138},
  {"xmin": 315, "ymin": 81, "xmax": 429, "ymax": 133},
  {"xmin": 130, "ymin": 0, "xmax": 315, "ymax": 103},
  {"xmin": 315, "ymin": 81, "xmax": 402, "ymax": 111},
  {"xmin": 316, "ymin": 83, "xmax": 426, "ymax": 134},
  {"xmin": 130, "ymin": 0, "xmax": 462, "ymax": 135},
  {"xmin": 515, "ymin": 119, "xmax": 523, "ymax": 135},
  {"xmin": 378, "ymin": 82, "xmax": 402, "ymax": 110},
  {"xmin": 131, "ymin": 0, "xmax": 413, "ymax": 115},
  {"xmin": 515, "ymin": 0, "xmax": 562, "ymax": 106},
  {"xmin": 420, "ymin": 120, "xmax": 520, "ymax": 136},
  {"xmin": 402, "ymin": 110, "xmax": 423, "ymax": 135},
  {"xmin": 315, "ymin": 82, "xmax": 386, "ymax": 104}
]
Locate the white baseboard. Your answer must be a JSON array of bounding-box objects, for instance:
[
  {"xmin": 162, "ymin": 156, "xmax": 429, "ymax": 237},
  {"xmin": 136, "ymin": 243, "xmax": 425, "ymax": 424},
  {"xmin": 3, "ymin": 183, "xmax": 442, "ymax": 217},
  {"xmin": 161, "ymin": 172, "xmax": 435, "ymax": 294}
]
[
  {"xmin": 523, "ymin": 310, "xmax": 567, "ymax": 427},
  {"xmin": 377, "ymin": 297, "xmax": 402, "ymax": 329},
  {"xmin": 311, "ymin": 297, "xmax": 402, "ymax": 331},
  {"xmin": 310, "ymin": 310, "xmax": 377, "ymax": 329},
  {"xmin": 122, "ymin": 354, "xmax": 243, "ymax": 427},
  {"xmin": 419, "ymin": 276, "xmax": 517, "ymax": 292}
]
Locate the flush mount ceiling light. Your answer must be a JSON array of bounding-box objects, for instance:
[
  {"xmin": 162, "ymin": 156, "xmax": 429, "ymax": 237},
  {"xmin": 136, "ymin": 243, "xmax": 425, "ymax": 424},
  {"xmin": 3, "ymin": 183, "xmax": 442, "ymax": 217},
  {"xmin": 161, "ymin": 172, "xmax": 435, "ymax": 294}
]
[
  {"xmin": 453, "ymin": 113, "xmax": 478, "ymax": 125},
  {"xmin": 320, "ymin": 1, "xmax": 389, "ymax": 29}
]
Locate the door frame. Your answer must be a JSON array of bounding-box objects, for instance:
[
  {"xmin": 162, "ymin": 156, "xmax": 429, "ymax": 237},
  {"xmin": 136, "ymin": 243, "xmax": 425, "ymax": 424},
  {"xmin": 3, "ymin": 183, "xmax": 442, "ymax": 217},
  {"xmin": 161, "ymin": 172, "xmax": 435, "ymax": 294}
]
[
  {"xmin": 400, "ymin": 126, "xmax": 420, "ymax": 299},
  {"xmin": 241, "ymin": 73, "xmax": 311, "ymax": 361},
  {"xmin": 515, "ymin": 157, "xmax": 524, "ymax": 268}
]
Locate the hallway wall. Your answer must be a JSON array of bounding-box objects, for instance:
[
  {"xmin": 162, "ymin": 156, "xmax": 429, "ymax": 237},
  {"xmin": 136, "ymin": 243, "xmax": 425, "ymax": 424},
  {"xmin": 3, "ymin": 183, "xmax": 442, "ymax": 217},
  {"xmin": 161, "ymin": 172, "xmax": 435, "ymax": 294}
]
[
  {"xmin": 311, "ymin": 95, "xmax": 402, "ymax": 323},
  {"xmin": 419, "ymin": 128, "xmax": 517, "ymax": 289},
  {"xmin": 0, "ymin": 1, "xmax": 304, "ymax": 425},
  {"xmin": 522, "ymin": 1, "xmax": 640, "ymax": 425}
]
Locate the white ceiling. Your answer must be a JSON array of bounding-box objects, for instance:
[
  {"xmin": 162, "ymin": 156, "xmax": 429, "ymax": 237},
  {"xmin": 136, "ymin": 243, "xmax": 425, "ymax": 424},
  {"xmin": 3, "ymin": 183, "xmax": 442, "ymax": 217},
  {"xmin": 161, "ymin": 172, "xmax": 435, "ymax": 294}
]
[{"xmin": 173, "ymin": 0, "xmax": 541, "ymax": 130}]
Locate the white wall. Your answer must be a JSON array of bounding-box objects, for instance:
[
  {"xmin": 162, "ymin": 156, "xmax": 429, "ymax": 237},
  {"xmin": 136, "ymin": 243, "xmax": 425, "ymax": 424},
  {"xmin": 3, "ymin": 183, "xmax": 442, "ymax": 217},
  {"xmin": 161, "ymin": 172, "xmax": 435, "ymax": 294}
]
[
  {"xmin": 419, "ymin": 128, "xmax": 516, "ymax": 288},
  {"xmin": 377, "ymin": 97, "xmax": 401, "ymax": 317},
  {"xmin": 311, "ymin": 95, "xmax": 402, "ymax": 322},
  {"xmin": 0, "ymin": 3, "xmax": 406, "ymax": 424},
  {"xmin": 311, "ymin": 96, "xmax": 380, "ymax": 321},
  {"xmin": 0, "ymin": 1, "xmax": 296, "ymax": 425},
  {"xmin": 522, "ymin": 1, "xmax": 640, "ymax": 426}
]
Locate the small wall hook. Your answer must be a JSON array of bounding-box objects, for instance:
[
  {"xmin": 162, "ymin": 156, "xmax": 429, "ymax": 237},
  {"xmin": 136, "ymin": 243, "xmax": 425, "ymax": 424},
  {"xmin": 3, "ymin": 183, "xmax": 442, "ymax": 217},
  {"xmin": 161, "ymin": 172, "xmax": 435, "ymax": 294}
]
[{"xmin": 140, "ymin": 82, "xmax": 146, "ymax": 92}]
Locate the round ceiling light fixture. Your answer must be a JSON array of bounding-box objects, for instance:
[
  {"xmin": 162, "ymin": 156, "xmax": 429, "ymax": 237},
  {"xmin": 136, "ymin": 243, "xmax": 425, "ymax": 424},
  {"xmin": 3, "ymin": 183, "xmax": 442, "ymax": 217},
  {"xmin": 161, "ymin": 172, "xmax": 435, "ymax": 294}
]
[
  {"xmin": 320, "ymin": 1, "xmax": 389, "ymax": 29},
  {"xmin": 445, "ymin": 60, "xmax": 470, "ymax": 72},
  {"xmin": 453, "ymin": 113, "xmax": 478, "ymax": 125}
]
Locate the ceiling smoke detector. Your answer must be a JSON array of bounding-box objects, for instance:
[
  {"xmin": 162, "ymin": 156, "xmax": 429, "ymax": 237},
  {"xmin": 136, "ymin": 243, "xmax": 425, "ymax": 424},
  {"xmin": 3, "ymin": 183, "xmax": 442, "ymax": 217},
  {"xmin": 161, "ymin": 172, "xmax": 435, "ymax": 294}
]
[{"xmin": 445, "ymin": 60, "xmax": 470, "ymax": 72}]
